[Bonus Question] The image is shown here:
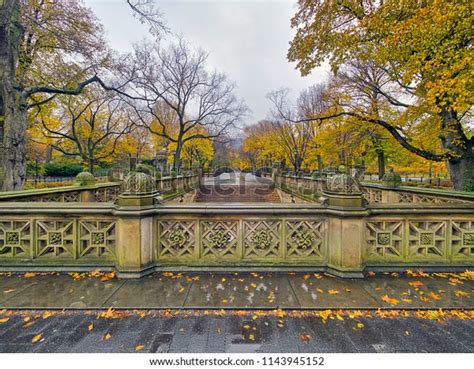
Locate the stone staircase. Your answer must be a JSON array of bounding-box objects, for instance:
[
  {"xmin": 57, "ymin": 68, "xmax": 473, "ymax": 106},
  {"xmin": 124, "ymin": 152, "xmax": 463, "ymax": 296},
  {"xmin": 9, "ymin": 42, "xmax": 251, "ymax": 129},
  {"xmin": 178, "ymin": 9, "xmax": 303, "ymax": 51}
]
[{"xmin": 195, "ymin": 184, "xmax": 281, "ymax": 203}]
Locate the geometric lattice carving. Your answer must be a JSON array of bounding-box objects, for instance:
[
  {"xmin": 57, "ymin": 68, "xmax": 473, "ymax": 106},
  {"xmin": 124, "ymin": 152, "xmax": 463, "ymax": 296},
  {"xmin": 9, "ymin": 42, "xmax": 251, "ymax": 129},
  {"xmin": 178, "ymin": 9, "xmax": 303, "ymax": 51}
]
[
  {"xmin": 243, "ymin": 220, "xmax": 281, "ymax": 258},
  {"xmin": 286, "ymin": 220, "xmax": 325, "ymax": 258},
  {"xmin": 0, "ymin": 221, "xmax": 31, "ymax": 257},
  {"xmin": 36, "ymin": 220, "xmax": 75, "ymax": 257},
  {"xmin": 366, "ymin": 221, "xmax": 403, "ymax": 258},
  {"xmin": 201, "ymin": 220, "xmax": 238, "ymax": 259},
  {"xmin": 363, "ymin": 188, "xmax": 383, "ymax": 203},
  {"xmin": 158, "ymin": 220, "xmax": 196, "ymax": 258},
  {"xmin": 408, "ymin": 221, "xmax": 446, "ymax": 258},
  {"xmin": 451, "ymin": 220, "xmax": 474, "ymax": 258},
  {"xmin": 78, "ymin": 221, "xmax": 116, "ymax": 258},
  {"xmin": 397, "ymin": 192, "xmax": 462, "ymax": 204}
]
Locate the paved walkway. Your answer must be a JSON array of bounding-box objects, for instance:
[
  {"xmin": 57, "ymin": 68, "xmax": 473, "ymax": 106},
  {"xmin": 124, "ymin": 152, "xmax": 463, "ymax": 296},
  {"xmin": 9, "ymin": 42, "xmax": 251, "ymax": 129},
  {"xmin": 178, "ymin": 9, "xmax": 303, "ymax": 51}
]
[
  {"xmin": 1, "ymin": 272, "xmax": 473, "ymax": 309},
  {"xmin": 0, "ymin": 310, "xmax": 472, "ymax": 353}
]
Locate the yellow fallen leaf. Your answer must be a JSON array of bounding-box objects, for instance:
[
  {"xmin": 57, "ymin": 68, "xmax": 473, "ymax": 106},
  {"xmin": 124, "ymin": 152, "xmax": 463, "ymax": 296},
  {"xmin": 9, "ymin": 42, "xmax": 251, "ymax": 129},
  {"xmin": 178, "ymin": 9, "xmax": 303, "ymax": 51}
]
[
  {"xmin": 221, "ymin": 299, "xmax": 229, "ymax": 304},
  {"xmin": 23, "ymin": 272, "xmax": 36, "ymax": 278},
  {"xmin": 402, "ymin": 298, "xmax": 413, "ymax": 303},
  {"xmin": 316, "ymin": 288, "xmax": 324, "ymax": 293},
  {"xmin": 429, "ymin": 292, "xmax": 442, "ymax": 301},
  {"xmin": 42, "ymin": 312, "xmax": 53, "ymax": 319},
  {"xmin": 277, "ymin": 320, "xmax": 284, "ymax": 328},
  {"xmin": 454, "ymin": 290, "xmax": 468, "ymax": 297},
  {"xmin": 23, "ymin": 316, "xmax": 30, "ymax": 322},
  {"xmin": 408, "ymin": 281, "xmax": 424, "ymax": 287},
  {"xmin": 303, "ymin": 274, "xmax": 311, "ymax": 280},
  {"xmin": 328, "ymin": 289, "xmax": 339, "ymax": 295},
  {"xmin": 32, "ymin": 333, "xmax": 42, "ymax": 343},
  {"xmin": 88, "ymin": 323, "xmax": 94, "ymax": 331},
  {"xmin": 243, "ymin": 324, "xmax": 250, "ymax": 329},
  {"xmin": 178, "ymin": 287, "xmax": 185, "ymax": 293},
  {"xmin": 250, "ymin": 283, "xmax": 257, "ymax": 288},
  {"xmin": 3, "ymin": 289, "xmax": 15, "ymax": 293},
  {"xmin": 252, "ymin": 315, "xmax": 258, "ymax": 320},
  {"xmin": 103, "ymin": 333, "xmax": 112, "ymax": 341},
  {"xmin": 135, "ymin": 344, "xmax": 144, "ymax": 351},
  {"xmin": 356, "ymin": 323, "xmax": 364, "ymax": 329},
  {"xmin": 381, "ymin": 295, "xmax": 399, "ymax": 306},
  {"xmin": 336, "ymin": 314, "xmax": 344, "ymax": 321},
  {"xmin": 0, "ymin": 317, "xmax": 10, "ymax": 323},
  {"xmin": 22, "ymin": 321, "xmax": 34, "ymax": 329}
]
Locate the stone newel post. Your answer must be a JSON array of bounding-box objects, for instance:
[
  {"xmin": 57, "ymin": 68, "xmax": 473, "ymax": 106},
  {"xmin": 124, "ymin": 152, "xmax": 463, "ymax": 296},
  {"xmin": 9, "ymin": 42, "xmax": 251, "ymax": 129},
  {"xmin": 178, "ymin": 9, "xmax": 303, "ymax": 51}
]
[
  {"xmin": 115, "ymin": 172, "xmax": 161, "ymax": 278},
  {"xmin": 321, "ymin": 166, "xmax": 367, "ymax": 278}
]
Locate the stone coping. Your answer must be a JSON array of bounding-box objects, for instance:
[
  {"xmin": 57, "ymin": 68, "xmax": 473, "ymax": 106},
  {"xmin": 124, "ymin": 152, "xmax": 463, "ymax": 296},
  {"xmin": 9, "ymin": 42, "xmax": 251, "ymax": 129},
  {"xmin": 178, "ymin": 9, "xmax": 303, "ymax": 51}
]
[
  {"xmin": 0, "ymin": 201, "xmax": 472, "ymax": 216},
  {"xmin": 0, "ymin": 182, "xmax": 121, "ymax": 200}
]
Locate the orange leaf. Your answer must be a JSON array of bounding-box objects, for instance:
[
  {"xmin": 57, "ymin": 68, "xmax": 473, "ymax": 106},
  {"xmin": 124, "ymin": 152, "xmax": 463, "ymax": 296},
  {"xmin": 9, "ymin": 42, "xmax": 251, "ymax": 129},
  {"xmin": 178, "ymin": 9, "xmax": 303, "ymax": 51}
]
[
  {"xmin": 0, "ymin": 317, "xmax": 10, "ymax": 323},
  {"xmin": 328, "ymin": 289, "xmax": 339, "ymax": 295},
  {"xmin": 103, "ymin": 333, "xmax": 112, "ymax": 341},
  {"xmin": 429, "ymin": 292, "xmax": 442, "ymax": 301},
  {"xmin": 88, "ymin": 323, "xmax": 94, "ymax": 331},
  {"xmin": 408, "ymin": 281, "xmax": 424, "ymax": 287},
  {"xmin": 454, "ymin": 290, "xmax": 468, "ymax": 297},
  {"xmin": 299, "ymin": 334, "xmax": 312, "ymax": 343},
  {"xmin": 381, "ymin": 295, "xmax": 399, "ymax": 306},
  {"xmin": 135, "ymin": 344, "xmax": 144, "ymax": 351}
]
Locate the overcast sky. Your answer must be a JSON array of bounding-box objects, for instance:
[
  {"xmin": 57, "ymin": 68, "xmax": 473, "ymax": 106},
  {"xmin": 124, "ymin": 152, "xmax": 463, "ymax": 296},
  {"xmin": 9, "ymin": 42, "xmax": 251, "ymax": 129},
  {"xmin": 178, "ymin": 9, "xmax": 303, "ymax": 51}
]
[{"xmin": 83, "ymin": 0, "xmax": 330, "ymax": 126}]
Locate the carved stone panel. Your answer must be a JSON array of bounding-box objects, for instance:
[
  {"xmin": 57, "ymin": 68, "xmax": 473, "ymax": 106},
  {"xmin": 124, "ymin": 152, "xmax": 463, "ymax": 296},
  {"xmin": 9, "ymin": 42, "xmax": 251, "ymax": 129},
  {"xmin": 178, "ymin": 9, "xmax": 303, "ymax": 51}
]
[
  {"xmin": 0, "ymin": 221, "xmax": 32, "ymax": 258},
  {"xmin": 78, "ymin": 220, "xmax": 116, "ymax": 258},
  {"xmin": 36, "ymin": 220, "xmax": 75, "ymax": 258},
  {"xmin": 366, "ymin": 221, "xmax": 403, "ymax": 259},
  {"xmin": 201, "ymin": 220, "xmax": 239, "ymax": 259},
  {"xmin": 451, "ymin": 220, "xmax": 474, "ymax": 258},
  {"xmin": 286, "ymin": 220, "xmax": 325, "ymax": 258},
  {"xmin": 158, "ymin": 220, "xmax": 196, "ymax": 258},
  {"xmin": 408, "ymin": 221, "xmax": 447, "ymax": 259},
  {"xmin": 243, "ymin": 220, "xmax": 281, "ymax": 258}
]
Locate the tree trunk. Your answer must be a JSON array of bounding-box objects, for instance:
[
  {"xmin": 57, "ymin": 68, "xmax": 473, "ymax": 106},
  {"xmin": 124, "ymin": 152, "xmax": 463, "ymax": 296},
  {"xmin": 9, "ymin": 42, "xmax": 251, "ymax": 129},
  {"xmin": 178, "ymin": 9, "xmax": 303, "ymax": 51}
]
[
  {"xmin": 0, "ymin": 0, "xmax": 25, "ymax": 191},
  {"xmin": 439, "ymin": 109, "xmax": 474, "ymax": 191},
  {"xmin": 88, "ymin": 159, "xmax": 94, "ymax": 174},
  {"xmin": 173, "ymin": 138, "xmax": 183, "ymax": 173},
  {"xmin": 377, "ymin": 149, "xmax": 385, "ymax": 180},
  {"xmin": 317, "ymin": 154, "xmax": 323, "ymax": 172}
]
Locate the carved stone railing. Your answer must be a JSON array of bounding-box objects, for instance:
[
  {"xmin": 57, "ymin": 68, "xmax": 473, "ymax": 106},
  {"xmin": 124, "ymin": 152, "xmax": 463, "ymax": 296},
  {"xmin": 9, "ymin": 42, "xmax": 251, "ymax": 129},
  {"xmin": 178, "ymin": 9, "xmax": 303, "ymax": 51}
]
[
  {"xmin": 0, "ymin": 183, "xmax": 122, "ymax": 203},
  {"xmin": 0, "ymin": 174, "xmax": 200, "ymax": 203},
  {"xmin": 274, "ymin": 174, "xmax": 474, "ymax": 205},
  {"xmin": 0, "ymin": 199, "xmax": 472, "ymax": 277}
]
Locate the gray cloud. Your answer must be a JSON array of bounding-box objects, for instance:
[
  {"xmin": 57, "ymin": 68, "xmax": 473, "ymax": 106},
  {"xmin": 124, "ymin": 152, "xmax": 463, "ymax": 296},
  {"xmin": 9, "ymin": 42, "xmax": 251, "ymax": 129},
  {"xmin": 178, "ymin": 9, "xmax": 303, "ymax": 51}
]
[{"xmin": 84, "ymin": 0, "xmax": 330, "ymax": 125}]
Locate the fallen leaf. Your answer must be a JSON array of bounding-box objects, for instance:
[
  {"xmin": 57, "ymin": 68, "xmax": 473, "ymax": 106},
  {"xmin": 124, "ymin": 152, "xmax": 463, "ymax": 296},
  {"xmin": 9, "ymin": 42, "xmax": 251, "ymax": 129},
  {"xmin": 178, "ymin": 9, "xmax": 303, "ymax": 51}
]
[
  {"xmin": 178, "ymin": 287, "xmax": 185, "ymax": 293},
  {"xmin": 103, "ymin": 333, "xmax": 112, "ymax": 341},
  {"xmin": 328, "ymin": 289, "xmax": 339, "ymax": 295},
  {"xmin": 250, "ymin": 283, "xmax": 257, "ymax": 288},
  {"xmin": 22, "ymin": 321, "xmax": 34, "ymax": 329},
  {"xmin": 402, "ymin": 298, "xmax": 413, "ymax": 303},
  {"xmin": 0, "ymin": 317, "xmax": 10, "ymax": 323},
  {"xmin": 135, "ymin": 344, "xmax": 144, "ymax": 351},
  {"xmin": 277, "ymin": 320, "xmax": 285, "ymax": 328},
  {"xmin": 23, "ymin": 273, "xmax": 36, "ymax": 278},
  {"xmin": 88, "ymin": 323, "xmax": 94, "ymax": 331},
  {"xmin": 299, "ymin": 334, "xmax": 312, "ymax": 343},
  {"xmin": 429, "ymin": 292, "xmax": 442, "ymax": 301},
  {"xmin": 31, "ymin": 333, "xmax": 42, "ymax": 343},
  {"xmin": 356, "ymin": 323, "xmax": 364, "ymax": 329},
  {"xmin": 221, "ymin": 299, "xmax": 229, "ymax": 304},
  {"xmin": 303, "ymin": 274, "xmax": 311, "ymax": 280},
  {"xmin": 454, "ymin": 290, "xmax": 468, "ymax": 297},
  {"xmin": 3, "ymin": 289, "xmax": 15, "ymax": 294},
  {"xmin": 408, "ymin": 281, "xmax": 424, "ymax": 287},
  {"xmin": 381, "ymin": 295, "xmax": 399, "ymax": 306}
]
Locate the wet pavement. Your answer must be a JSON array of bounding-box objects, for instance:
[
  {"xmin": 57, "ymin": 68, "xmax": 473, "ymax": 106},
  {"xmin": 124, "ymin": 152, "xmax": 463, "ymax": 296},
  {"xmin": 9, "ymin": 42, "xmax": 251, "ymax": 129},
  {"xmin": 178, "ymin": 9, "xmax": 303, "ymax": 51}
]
[
  {"xmin": 0, "ymin": 271, "xmax": 473, "ymax": 310},
  {"xmin": 0, "ymin": 310, "xmax": 472, "ymax": 353}
]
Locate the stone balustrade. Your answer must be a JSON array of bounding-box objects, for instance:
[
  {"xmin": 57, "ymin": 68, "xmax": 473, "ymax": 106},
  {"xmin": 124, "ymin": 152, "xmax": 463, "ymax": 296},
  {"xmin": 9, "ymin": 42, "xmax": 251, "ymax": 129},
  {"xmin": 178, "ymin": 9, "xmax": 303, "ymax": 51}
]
[
  {"xmin": 0, "ymin": 174, "xmax": 200, "ymax": 203},
  {"xmin": 0, "ymin": 192, "xmax": 472, "ymax": 277},
  {"xmin": 274, "ymin": 174, "xmax": 474, "ymax": 205}
]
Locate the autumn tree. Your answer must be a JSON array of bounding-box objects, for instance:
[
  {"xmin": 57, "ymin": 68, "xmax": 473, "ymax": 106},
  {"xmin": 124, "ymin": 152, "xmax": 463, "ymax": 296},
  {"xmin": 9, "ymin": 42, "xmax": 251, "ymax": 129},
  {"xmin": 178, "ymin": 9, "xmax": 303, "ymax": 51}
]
[
  {"xmin": 126, "ymin": 38, "xmax": 247, "ymax": 172},
  {"xmin": 287, "ymin": 0, "xmax": 473, "ymax": 190},
  {"xmin": 0, "ymin": 0, "xmax": 166, "ymax": 190},
  {"xmin": 36, "ymin": 88, "xmax": 132, "ymax": 174}
]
